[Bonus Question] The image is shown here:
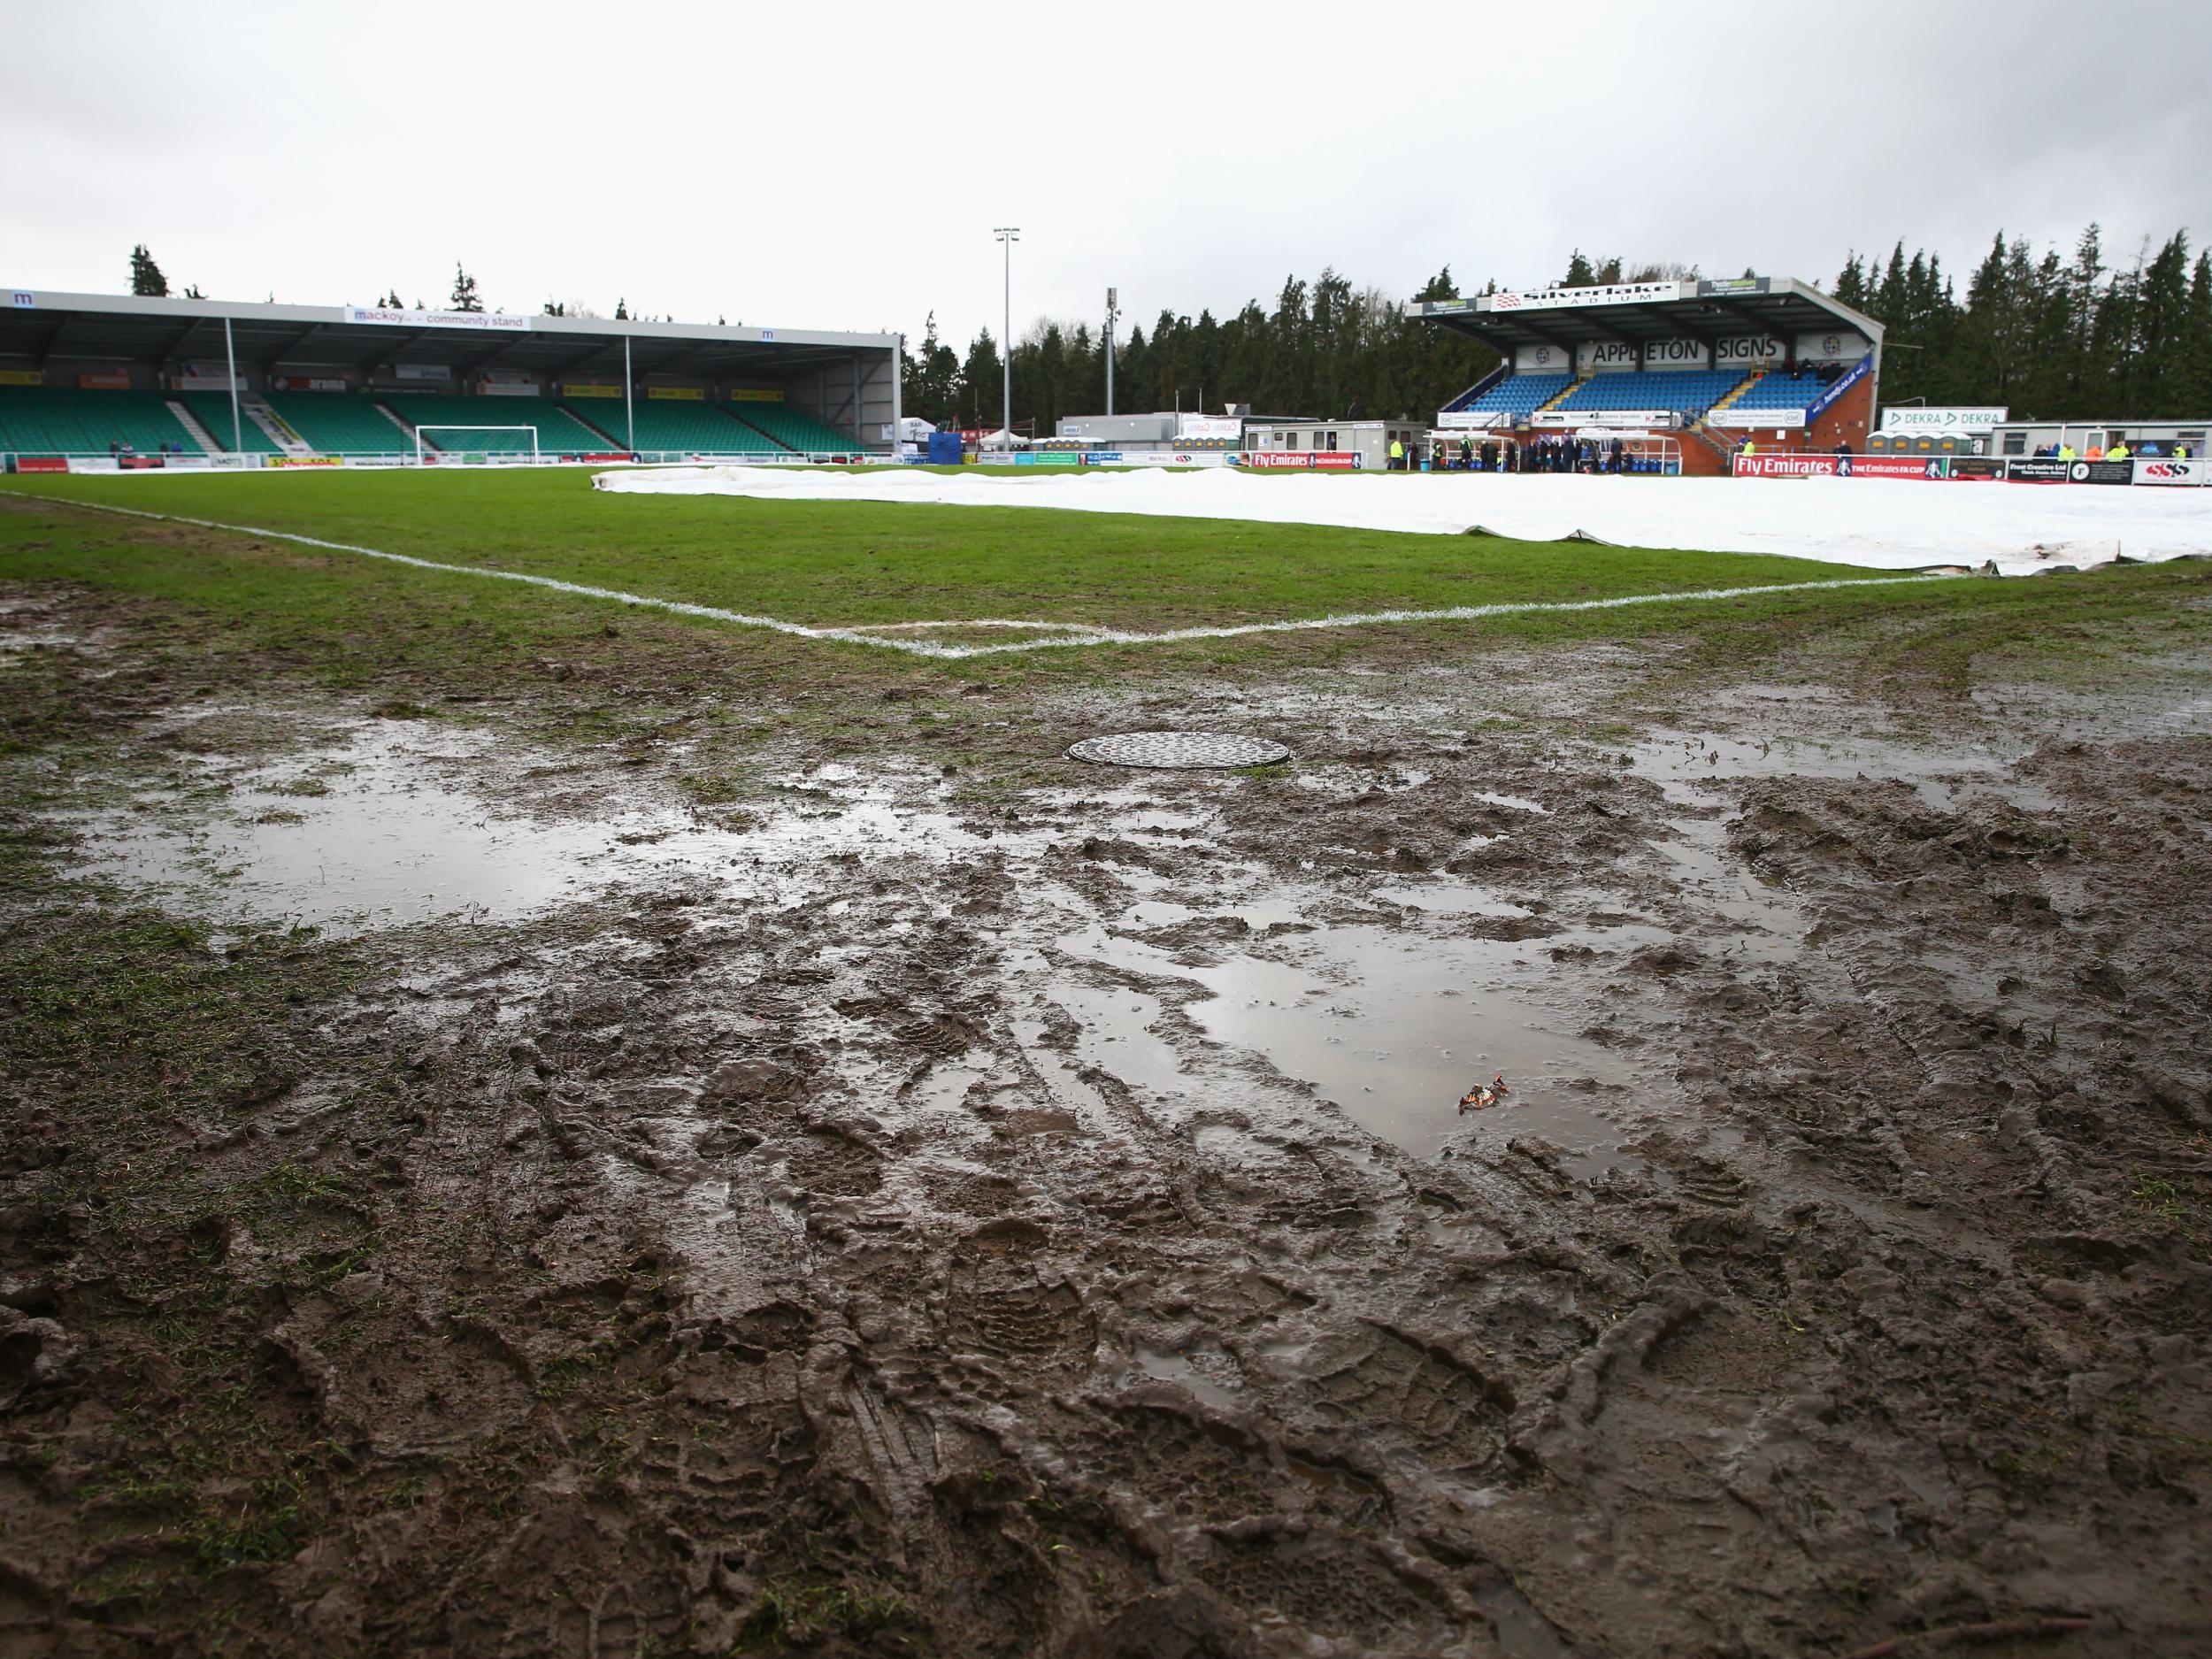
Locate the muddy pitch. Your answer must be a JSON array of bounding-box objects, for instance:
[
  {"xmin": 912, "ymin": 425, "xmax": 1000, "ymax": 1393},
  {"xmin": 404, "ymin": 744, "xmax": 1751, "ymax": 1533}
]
[{"xmin": 3, "ymin": 581, "xmax": 2210, "ymax": 1658}]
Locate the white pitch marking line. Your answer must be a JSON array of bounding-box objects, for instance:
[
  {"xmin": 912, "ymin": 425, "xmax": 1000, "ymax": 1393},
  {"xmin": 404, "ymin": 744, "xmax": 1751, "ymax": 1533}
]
[{"xmin": 12, "ymin": 492, "xmax": 1958, "ymax": 661}]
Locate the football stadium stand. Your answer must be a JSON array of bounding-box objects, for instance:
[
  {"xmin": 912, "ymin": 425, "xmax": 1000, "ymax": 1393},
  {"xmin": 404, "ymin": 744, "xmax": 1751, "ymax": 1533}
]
[
  {"xmin": 1449, "ymin": 373, "xmax": 1571, "ymax": 420},
  {"xmin": 727, "ymin": 401, "xmax": 857, "ymax": 453},
  {"xmin": 0, "ymin": 388, "xmax": 198, "ymax": 456},
  {"xmin": 261, "ymin": 393, "xmax": 411, "ymax": 455},
  {"xmin": 566, "ymin": 400, "xmax": 785, "ymax": 454},
  {"xmin": 1723, "ymin": 365, "xmax": 1838, "ymax": 415},
  {"xmin": 0, "ymin": 292, "xmax": 902, "ymax": 465},
  {"xmin": 178, "ymin": 392, "xmax": 281, "ymax": 453},
  {"xmin": 1555, "ymin": 370, "xmax": 1743, "ymax": 419},
  {"xmin": 1417, "ymin": 276, "xmax": 1885, "ymax": 473},
  {"xmin": 381, "ymin": 395, "xmax": 616, "ymax": 454}
]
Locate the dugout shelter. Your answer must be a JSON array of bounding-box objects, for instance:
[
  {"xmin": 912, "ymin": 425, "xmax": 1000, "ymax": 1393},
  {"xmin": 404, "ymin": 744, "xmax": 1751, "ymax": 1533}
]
[
  {"xmin": 1415, "ymin": 276, "xmax": 1882, "ymax": 476},
  {"xmin": 0, "ymin": 288, "xmax": 902, "ymax": 468}
]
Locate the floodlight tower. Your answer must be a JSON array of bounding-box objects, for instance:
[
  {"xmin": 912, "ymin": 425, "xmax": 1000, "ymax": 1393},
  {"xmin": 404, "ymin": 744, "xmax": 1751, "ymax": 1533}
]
[
  {"xmin": 1104, "ymin": 287, "xmax": 1120, "ymax": 417},
  {"xmin": 994, "ymin": 227, "xmax": 1020, "ymax": 445}
]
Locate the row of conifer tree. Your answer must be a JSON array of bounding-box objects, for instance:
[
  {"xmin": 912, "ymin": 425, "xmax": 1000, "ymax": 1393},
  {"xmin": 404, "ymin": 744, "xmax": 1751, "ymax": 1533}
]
[{"xmin": 902, "ymin": 227, "xmax": 2208, "ymax": 433}]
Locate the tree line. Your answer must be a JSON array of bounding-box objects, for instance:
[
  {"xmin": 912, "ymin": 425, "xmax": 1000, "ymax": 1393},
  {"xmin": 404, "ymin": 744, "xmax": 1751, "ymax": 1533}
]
[
  {"xmin": 1837, "ymin": 226, "xmax": 2211, "ymax": 419},
  {"xmin": 902, "ymin": 226, "xmax": 2209, "ymax": 432},
  {"xmin": 119, "ymin": 228, "xmax": 2212, "ymax": 426}
]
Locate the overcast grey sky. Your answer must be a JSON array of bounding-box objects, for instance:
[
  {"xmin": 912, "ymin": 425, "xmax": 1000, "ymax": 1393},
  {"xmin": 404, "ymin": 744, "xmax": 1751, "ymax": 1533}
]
[{"xmin": 5, "ymin": 2, "xmax": 2209, "ymax": 349}]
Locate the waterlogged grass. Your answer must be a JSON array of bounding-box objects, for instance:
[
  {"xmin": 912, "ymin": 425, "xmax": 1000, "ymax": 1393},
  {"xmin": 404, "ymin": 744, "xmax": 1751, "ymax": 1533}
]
[
  {"xmin": 0, "ymin": 465, "xmax": 1927, "ymax": 630},
  {"xmin": 1, "ymin": 469, "xmax": 2207, "ymax": 695}
]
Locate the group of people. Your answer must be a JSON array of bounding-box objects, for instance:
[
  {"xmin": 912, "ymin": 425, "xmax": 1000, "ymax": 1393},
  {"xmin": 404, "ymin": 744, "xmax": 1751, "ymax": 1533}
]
[
  {"xmin": 1510, "ymin": 434, "xmax": 1632, "ymax": 474},
  {"xmin": 2031, "ymin": 438, "xmax": 2188, "ymax": 460},
  {"xmin": 1383, "ymin": 434, "xmax": 1638, "ymax": 473},
  {"xmin": 1432, "ymin": 436, "xmax": 1519, "ymax": 472}
]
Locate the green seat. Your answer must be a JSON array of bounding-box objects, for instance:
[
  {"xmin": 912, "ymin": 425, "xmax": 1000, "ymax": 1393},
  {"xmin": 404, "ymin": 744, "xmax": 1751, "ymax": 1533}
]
[
  {"xmin": 179, "ymin": 393, "xmax": 280, "ymax": 453},
  {"xmin": 569, "ymin": 401, "xmax": 787, "ymax": 455},
  {"xmin": 383, "ymin": 394, "xmax": 618, "ymax": 455},
  {"xmin": 728, "ymin": 402, "xmax": 855, "ymax": 452},
  {"xmin": 0, "ymin": 387, "xmax": 200, "ymax": 456},
  {"xmin": 262, "ymin": 393, "xmax": 412, "ymax": 455}
]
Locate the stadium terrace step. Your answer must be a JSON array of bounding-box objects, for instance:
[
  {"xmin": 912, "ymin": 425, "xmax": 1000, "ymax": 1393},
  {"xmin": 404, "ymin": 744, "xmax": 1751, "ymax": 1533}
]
[
  {"xmin": 1535, "ymin": 376, "xmax": 1588, "ymax": 415},
  {"xmin": 1724, "ymin": 364, "xmax": 1837, "ymax": 417},
  {"xmin": 260, "ymin": 393, "xmax": 416, "ymax": 456},
  {"xmin": 1454, "ymin": 373, "xmax": 1572, "ymax": 423},
  {"xmin": 178, "ymin": 392, "xmax": 284, "ymax": 455},
  {"xmin": 726, "ymin": 402, "xmax": 856, "ymax": 453},
  {"xmin": 561, "ymin": 404, "xmax": 626, "ymax": 448},
  {"xmin": 241, "ymin": 396, "xmax": 311, "ymax": 455},
  {"xmin": 1552, "ymin": 368, "xmax": 1740, "ymax": 419},
  {"xmin": 1441, "ymin": 361, "xmax": 1512, "ymax": 413},
  {"xmin": 165, "ymin": 398, "xmax": 223, "ymax": 455},
  {"xmin": 1704, "ymin": 372, "xmax": 1760, "ymax": 417}
]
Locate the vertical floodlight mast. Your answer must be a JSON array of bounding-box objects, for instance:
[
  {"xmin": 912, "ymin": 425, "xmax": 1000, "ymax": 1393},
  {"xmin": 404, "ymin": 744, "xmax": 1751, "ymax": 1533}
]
[
  {"xmin": 223, "ymin": 315, "xmax": 242, "ymax": 453},
  {"xmin": 995, "ymin": 227, "xmax": 1019, "ymax": 449},
  {"xmin": 1104, "ymin": 287, "xmax": 1119, "ymax": 418}
]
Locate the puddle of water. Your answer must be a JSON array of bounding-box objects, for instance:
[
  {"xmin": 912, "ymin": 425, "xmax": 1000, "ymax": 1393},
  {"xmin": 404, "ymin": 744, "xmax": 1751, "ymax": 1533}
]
[
  {"xmin": 1471, "ymin": 788, "xmax": 1550, "ymax": 816},
  {"xmin": 1628, "ymin": 731, "xmax": 2054, "ymax": 814},
  {"xmin": 1123, "ymin": 896, "xmax": 1310, "ymax": 933},
  {"xmin": 1645, "ymin": 818, "xmax": 1805, "ymax": 965},
  {"xmin": 1615, "ymin": 729, "xmax": 2060, "ymax": 966},
  {"xmin": 1057, "ymin": 918, "xmax": 1637, "ymax": 1164},
  {"xmin": 1131, "ymin": 1343, "xmax": 1243, "ymax": 1411},
  {"xmin": 1370, "ymin": 884, "xmax": 1531, "ymax": 920},
  {"xmin": 60, "ymin": 723, "xmax": 1059, "ymax": 936},
  {"xmin": 0, "ymin": 623, "xmax": 81, "ymax": 653},
  {"xmin": 1049, "ymin": 979, "xmax": 1191, "ymax": 1101},
  {"xmin": 2156, "ymin": 694, "xmax": 2212, "ymax": 733}
]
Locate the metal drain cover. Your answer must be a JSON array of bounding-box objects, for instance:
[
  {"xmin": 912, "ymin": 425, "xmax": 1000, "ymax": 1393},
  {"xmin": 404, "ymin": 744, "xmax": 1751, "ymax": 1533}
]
[{"xmin": 1067, "ymin": 731, "xmax": 1289, "ymax": 770}]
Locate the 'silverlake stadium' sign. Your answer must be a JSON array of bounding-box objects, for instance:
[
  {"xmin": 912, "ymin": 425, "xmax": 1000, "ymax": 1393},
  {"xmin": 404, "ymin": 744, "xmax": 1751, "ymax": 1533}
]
[
  {"xmin": 345, "ymin": 304, "xmax": 531, "ymax": 332},
  {"xmin": 1879, "ymin": 406, "xmax": 2008, "ymax": 434},
  {"xmin": 1492, "ymin": 280, "xmax": 1681, "ymax": 311}
]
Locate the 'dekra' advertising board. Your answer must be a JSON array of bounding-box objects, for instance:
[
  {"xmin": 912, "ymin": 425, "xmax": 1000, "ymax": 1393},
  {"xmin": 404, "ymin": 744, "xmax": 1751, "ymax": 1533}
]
[{"xmin": 1880, "ymin": 406, "xmax": 2008, "ymax": 434}]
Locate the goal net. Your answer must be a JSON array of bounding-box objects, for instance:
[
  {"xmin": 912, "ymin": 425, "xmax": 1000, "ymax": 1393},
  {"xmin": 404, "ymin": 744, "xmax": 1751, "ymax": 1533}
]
[{"xmin": 413, "ymin": 425, "xmax": 541, "ymax": 465}]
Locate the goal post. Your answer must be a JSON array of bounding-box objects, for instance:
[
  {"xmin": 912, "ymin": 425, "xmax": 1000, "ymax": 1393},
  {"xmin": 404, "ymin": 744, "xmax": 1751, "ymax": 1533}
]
[{"xmin": 412, "ymin": 425, "xmax": 542, "ymax": 466}]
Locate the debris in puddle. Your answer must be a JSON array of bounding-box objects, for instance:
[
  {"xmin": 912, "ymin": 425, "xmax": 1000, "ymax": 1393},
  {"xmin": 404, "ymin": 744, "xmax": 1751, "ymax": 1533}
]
[{"xmin": 1457, "ymin": 1073, "xmax": 1512, "ymax": 1112}]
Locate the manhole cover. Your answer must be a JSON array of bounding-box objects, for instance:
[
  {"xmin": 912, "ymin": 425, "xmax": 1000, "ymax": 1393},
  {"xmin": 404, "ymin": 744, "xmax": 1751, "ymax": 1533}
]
[{"xmin": 1067, "ymin": 731, "xmax": 1290, "ymax": 770}]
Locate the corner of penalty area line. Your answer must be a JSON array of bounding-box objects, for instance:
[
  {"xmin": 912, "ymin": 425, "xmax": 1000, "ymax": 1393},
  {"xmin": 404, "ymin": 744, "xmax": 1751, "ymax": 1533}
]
[{"xmin": 0, "ymin": 492, "xmax": 1978, "ymax": 657}]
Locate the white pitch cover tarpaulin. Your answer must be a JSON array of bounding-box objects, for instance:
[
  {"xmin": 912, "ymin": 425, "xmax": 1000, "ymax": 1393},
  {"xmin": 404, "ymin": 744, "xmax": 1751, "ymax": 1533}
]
[{"xmin": 595, "ymin": 465, "xmax": 2212, "ymax": 576}]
